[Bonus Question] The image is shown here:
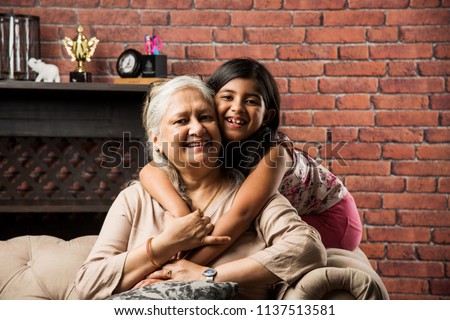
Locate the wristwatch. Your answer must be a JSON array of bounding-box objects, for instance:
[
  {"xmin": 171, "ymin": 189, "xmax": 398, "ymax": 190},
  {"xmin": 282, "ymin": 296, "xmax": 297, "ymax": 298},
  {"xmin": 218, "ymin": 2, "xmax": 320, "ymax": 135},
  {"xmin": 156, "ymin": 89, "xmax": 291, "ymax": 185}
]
[{"xmin": 202, "ymin": 268, "xmax": 217, "ymax": 282}]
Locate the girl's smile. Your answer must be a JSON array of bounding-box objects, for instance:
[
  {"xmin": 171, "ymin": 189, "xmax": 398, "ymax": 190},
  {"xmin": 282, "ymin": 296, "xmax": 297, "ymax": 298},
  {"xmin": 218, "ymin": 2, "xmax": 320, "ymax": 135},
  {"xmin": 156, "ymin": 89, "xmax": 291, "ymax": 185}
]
[
  {"xmin": 225, "ymin": 116, "xmax": 248, "ymax": 127},
  {"xmin": 215, "ymin": 78, "xmax": 273, "ymax": 142}
]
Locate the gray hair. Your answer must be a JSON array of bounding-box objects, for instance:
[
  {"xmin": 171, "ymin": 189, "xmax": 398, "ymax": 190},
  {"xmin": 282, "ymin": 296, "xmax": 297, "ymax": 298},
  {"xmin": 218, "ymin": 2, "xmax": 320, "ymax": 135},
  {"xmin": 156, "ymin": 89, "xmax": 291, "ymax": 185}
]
[
  {"xmin": 143, "ymin": 76, "xmax": 214, "ymax": 138},
  {"xmin": 142, "ymin": 75, "xmax": 216, "ymax": 162},
  {"xmin": 141, "ymin": 76, "xmax": 217, "ymax": 207}
]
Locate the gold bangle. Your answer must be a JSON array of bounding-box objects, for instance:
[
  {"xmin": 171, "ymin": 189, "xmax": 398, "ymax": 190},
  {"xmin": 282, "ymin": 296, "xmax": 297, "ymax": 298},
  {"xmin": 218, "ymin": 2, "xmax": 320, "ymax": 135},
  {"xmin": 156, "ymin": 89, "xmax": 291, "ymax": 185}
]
[{"xmin": 146, "ymin": 237, "xmax": 162, "ymax": 268}]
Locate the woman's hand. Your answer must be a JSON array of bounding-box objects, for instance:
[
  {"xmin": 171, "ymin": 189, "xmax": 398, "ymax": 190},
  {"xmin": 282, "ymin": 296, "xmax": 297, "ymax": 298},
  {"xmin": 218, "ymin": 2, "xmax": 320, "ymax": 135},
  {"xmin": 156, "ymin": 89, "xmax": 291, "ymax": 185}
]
[
  {"xmin": 132, "ymin": 259, "xmax": 206, "ymax": 289},
  {"xmin": 148, "ymin": 259, "xmax": 207, "ymax": 282},
  {"xmin": 158, "ymin": 210, "xmax": 230, "ymax": 253},
  {"xmin": 132, "ymin": 277, "xmax": 166, "ymax": 289}
]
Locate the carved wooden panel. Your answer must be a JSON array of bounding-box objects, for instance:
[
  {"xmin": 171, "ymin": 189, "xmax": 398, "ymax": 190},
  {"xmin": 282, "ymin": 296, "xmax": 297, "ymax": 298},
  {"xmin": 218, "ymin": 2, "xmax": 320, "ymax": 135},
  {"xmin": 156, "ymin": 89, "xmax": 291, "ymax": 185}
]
[
  {"xmin": 0, "ymin": 136, "xmax": 146, "ymax": 201},
  {"xmin": 0, "ymin": 136, "xmax": 148, "ymax": 239}
]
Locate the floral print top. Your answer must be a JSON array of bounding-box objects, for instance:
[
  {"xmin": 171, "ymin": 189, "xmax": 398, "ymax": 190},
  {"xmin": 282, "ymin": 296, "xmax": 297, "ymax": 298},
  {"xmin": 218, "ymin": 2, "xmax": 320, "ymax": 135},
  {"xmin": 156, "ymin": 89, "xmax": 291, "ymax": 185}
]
[{"xmin": 277, "ymin": 132, "xmax": 348, "ymax": 216}]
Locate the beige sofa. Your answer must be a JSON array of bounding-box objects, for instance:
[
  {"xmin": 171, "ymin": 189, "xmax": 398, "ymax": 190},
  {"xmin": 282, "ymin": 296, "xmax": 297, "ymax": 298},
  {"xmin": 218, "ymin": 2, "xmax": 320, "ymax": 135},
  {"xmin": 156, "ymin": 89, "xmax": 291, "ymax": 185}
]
[{"xmin": 0, "ymin": 235, "xmax": 389, "ymax": 300}]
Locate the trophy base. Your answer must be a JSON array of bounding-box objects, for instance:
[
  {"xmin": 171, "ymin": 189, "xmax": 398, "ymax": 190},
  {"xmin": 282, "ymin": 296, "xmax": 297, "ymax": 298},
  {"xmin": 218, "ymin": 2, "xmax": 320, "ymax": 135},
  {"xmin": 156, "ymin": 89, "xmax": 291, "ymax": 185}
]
[{"xmin": 70, "ymin": 72, "xmax": 92, "ymax": 83}]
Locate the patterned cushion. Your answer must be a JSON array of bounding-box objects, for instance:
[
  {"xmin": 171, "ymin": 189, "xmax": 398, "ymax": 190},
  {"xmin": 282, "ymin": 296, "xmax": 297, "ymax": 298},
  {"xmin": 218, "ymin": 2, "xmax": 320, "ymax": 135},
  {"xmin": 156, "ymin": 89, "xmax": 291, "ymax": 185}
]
[{"xmin": 106, "ymin": 281, "xmax": 239, "ymax": 300}]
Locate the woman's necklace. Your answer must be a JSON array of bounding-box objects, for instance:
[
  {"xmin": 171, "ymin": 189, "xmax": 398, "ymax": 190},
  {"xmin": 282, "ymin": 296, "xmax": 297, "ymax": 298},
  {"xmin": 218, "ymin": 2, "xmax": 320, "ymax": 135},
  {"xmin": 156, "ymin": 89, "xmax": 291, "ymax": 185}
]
[{"xmin": 200, "ymin": 180, "xmax": 223, "ymax": 213}]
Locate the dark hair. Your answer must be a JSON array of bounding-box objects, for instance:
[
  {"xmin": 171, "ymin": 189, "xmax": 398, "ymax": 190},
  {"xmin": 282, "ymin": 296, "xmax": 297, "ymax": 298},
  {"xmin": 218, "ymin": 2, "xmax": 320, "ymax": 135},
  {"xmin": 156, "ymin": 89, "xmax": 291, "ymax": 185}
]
[
  {"xmin": 207, "ymin": 58, "xmax": 281, "ymax": 175},
  {"xmin": 207, "ymin": 58, "xmax": 281, "ymax": 134}
]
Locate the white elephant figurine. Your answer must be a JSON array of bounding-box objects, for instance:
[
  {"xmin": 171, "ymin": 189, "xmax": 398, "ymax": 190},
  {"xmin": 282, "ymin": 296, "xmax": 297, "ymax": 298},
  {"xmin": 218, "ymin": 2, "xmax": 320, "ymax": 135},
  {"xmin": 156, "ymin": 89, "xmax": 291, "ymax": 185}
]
[{"xmin": 28, "ymin": 58, "xmax": 61, "ymax": 83}]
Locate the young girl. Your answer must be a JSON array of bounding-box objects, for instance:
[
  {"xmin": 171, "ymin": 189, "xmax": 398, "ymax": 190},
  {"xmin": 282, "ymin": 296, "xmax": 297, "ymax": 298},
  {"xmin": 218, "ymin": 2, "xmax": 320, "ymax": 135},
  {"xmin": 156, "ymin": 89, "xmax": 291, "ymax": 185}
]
[{"xmin": 139, "ymin": 58, "xmax": 362, "ymax": 266}]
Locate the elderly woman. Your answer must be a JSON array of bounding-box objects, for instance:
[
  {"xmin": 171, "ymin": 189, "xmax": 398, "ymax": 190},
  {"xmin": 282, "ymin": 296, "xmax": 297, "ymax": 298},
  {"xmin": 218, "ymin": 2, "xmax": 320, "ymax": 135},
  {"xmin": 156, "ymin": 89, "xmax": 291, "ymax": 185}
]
[{"xmin": 75, "ymin": 76, "xmax": 326, "ymax": 300}]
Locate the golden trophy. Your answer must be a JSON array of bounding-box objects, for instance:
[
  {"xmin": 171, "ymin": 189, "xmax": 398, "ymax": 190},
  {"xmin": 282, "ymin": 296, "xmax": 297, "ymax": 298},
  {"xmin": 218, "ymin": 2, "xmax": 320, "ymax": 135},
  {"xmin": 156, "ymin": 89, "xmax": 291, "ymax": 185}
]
[{"xmin": 63, "ymin": 25, "xmax": 99, "ymax": 82}]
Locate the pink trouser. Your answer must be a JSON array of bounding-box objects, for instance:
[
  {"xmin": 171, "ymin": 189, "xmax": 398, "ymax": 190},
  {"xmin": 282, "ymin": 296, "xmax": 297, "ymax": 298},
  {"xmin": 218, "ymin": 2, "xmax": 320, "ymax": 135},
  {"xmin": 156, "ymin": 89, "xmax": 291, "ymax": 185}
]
[{"xmin": 301, "ymin": 193, "xmax": 362, "ymax": 251}]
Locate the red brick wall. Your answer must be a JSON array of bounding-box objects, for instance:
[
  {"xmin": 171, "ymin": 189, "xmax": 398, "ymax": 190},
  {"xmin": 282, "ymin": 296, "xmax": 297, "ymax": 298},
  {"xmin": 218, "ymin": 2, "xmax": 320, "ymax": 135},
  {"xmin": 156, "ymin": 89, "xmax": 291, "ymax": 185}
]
[{"xmin": 1, "ymin": 0, "xmax": 449, "ymax": 299}]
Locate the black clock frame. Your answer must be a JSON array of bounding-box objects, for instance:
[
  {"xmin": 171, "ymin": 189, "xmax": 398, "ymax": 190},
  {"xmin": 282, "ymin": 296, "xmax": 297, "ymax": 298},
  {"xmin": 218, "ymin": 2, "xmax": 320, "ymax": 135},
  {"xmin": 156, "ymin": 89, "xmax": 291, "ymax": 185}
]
[{"xmin": 116, "ymin": 49, "xmax": 142, "ymax": 78}]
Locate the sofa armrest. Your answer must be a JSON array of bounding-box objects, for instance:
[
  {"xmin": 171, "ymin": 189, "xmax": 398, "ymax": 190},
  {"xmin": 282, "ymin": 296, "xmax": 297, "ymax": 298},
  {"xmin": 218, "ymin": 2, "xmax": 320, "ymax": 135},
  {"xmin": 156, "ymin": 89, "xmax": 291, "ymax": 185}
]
[{"xmin": 281, "ymin": 248, "xmax": 389, "ymax": 300}]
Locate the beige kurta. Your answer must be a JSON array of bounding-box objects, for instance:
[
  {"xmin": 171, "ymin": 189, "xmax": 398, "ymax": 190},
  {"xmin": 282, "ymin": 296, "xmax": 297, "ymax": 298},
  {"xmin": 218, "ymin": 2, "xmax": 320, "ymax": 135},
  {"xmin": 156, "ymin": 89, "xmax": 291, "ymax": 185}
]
[{"xmin": 74, "ymin": 182, "xmax": 326, "ymax": 300}]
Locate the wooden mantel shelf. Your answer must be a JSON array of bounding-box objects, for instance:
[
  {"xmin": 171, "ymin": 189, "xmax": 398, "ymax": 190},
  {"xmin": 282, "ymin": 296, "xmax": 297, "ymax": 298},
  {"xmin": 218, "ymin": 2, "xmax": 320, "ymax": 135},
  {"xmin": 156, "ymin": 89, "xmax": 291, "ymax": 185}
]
[{"xmin": 0, "ymin": 80, "xmax": 150, "ymax": 93}]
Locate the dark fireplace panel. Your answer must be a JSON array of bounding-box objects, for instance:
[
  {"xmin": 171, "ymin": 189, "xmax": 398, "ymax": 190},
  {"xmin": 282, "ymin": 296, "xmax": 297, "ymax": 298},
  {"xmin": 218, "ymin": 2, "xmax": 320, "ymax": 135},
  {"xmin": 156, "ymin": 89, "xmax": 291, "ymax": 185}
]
[{"xmin": 0, "ymin": 82, "xmax": 149, "ymax": 240}]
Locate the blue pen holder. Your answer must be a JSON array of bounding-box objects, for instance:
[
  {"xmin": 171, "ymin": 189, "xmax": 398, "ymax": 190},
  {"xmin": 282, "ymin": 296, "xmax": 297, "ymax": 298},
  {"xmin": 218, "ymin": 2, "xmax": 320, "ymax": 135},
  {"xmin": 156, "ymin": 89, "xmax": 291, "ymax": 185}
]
[{"xmin": 142, "ymin": 55, "xmax": 167, "ymax": 78}]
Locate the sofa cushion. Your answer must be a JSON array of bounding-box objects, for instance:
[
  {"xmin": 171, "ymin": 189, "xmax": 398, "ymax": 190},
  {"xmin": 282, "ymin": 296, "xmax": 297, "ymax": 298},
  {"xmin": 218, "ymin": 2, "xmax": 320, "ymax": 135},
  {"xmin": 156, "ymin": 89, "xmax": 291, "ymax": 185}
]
[
  {"xmin": 106, "ymin": 281, "xmax": 239, "ymax": 300},
  {"xmin": 0, "ymin": 235, "xmax": 97, "ymax": 300}
]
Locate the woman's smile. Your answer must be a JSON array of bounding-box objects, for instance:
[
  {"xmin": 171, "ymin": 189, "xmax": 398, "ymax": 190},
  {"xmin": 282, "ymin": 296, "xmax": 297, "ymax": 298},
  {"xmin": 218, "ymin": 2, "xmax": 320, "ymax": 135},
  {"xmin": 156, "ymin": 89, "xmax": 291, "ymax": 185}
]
[
  {"xmin": 155, "ymin": 88, "xmax": 222, "ymax": 168},
  {"xmin": 180, "ymin": 139, "xmax": 213, "ymax": 151}
]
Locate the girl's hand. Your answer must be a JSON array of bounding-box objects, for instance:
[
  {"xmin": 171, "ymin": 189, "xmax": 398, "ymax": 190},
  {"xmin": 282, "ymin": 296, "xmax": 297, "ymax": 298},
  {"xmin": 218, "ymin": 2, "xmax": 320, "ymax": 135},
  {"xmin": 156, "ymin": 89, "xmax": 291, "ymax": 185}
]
[
  {"xmin": 148, "ymin": 259, "xmax": 207, "ymax": 282},
  {"xmin": 159, "ymin": 210, "xmax": 231, "ymax": 253}
]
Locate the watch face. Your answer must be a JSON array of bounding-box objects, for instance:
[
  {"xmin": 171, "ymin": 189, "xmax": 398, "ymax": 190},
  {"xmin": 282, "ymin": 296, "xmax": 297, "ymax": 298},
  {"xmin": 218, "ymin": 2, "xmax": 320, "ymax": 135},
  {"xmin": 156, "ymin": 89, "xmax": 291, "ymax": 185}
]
[
  {"xmin": 203, "ymin": 269, "xmax": 217, "ymax": 277},
  {"xmin": 117, "ymin": 49, "xmax": 142, "ymax": 78}
]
